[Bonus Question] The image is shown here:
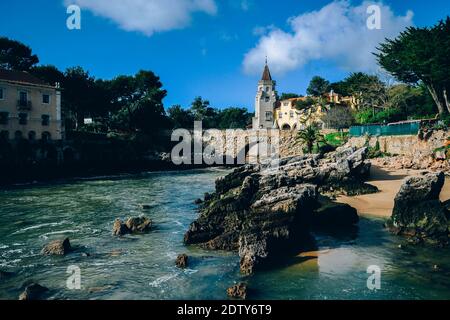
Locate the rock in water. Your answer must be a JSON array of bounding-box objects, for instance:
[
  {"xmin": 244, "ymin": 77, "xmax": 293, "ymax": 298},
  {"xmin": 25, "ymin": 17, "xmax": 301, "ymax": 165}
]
[
  {"xmin": 387, "ymin": 172, "xmax": 449, "ymax": 245},
  {"xmin": 175, "ymin": 254, "xmax": 188, "ymax": 268},
  {"xmin": 184, "ymin": 147, "xmax": 370, "ymax": 274},
  {"xmin": 41, "ymin": 238, "xmax": 72, "ymax": 256},
  {"xmin": 112, "ymin": 219, "xmax": 129, "ymax": 236},
  {"xmin": 112, "ymin": 216, "xmax": 152, "ymax": 236},
  {"xmin": 19, "ymin": 283, "xmax": 48, "ymax": 300},
  {"xmin": 227, "ymin": 283, "xmax": 247, "ymax": 299},
  {"xmin": 125, "ymin": 217, "xmax": 152, "ymax": 233}
]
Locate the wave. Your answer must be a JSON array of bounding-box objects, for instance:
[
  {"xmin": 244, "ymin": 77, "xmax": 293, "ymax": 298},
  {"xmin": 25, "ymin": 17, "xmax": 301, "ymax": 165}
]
[{"xmin": 148, "ymin": 273, "xmax": 178, "ymax": 288}]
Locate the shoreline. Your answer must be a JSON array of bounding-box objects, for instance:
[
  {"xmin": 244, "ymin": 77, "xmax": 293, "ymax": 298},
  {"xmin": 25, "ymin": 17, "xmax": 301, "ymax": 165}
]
[{"xmin": 337, "ymin": 164, "xmax": 450, "ymax": 218}]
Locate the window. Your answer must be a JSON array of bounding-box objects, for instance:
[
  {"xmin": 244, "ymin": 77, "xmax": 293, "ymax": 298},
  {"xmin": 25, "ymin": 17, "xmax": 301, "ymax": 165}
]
[
  {"xmin": 0, "ymin": 88, "xmax": 4, "ymax": 100},
  {"xmin": 278, "ymin": 111, "xmax": 283, "ymax": 119},
  {"xmin": 265, "ymin": 97, "xmax": 270, "ymax": 102},
  {"xmin": 0, "ymin": 112, "xmax": 8, "ymax": 125},
  {"xmin": 19, "ymin": 91, "xmax": 28, "ymax": 106},
  {"xmin": 42, "ymin": 114, "xmax": 50, "ymax": 126},
  {"xmin": 266, "ymin": 87, "xmax": 269, "ymax": 92},
  {"xmin": 283, "ymin": 102, "xmax": 289, "ymax": 106},
  {"xmin": 15, "ymin": 130, "xmax": 23, "ymax": 140},
  {"xmin": 290, "ymin": 111, "xmax": 294, "ymax": 118},
  {"xmin": 0, "ymin": 130, "xmax": 8, "ymax": 141},
  {"xmin": 42, "ymin": 94, "xmax": 50, "ymax": 104},
  {"xmin": 265, "ymin": 111, "xmax": 272, "ymax": 121},
  {"xmin": 41, "ymin": 131, "xmax": 51, "ymax": 141},
  {"xmin": 28, "ymin": 131, "xmax": 36, "ymax": 141},
  {"xmin": 18, "ymin": 113, "xmax": 28, "ymax": 125}
]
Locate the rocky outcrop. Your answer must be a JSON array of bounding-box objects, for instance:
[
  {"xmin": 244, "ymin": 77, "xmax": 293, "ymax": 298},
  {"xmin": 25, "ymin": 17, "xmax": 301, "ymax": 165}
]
[
  {"xmin": 227, "ymin": 283, "xmax": 247, "ymax": 299},
  {"xmin": 176, "ymin": 254, "xmax": 188, "ymax": 268},
  {"xmin": 387, "ymin": 172, "xmax": 449, "ymax": 245},
  {"xmin": 184, "ymin": 147, "xmax": 372, "ymax": 274},
  {"xmin": 112, "ymin": 216, "xmax": 152, "ymax": 236},
  {"xmin": 19, "ymin": 283, "xmax": 49, "ymax": 300},
  {"xmin": 41, "ymin": 238, "xmax": 72, "ymax": 256}
]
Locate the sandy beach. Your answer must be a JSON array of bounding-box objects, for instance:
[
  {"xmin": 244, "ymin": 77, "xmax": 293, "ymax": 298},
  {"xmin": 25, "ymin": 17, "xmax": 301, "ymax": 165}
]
[{"xmin": 337, "ymin": 165, "xmax": 450, "ymax": 218}]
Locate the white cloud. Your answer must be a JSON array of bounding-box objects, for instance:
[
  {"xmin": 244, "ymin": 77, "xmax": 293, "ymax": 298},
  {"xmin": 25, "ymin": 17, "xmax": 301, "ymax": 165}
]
[
  {"xmin": 66, "ymin": 0, "xmax": 217, "ymax": 36},
  {"xmin": 243, "ymin": 1, "xmax": 414, "ymax": 75}
]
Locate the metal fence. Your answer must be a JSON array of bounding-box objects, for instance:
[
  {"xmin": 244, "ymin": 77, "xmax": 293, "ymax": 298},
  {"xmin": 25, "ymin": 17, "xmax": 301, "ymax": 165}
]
[{"xmin": 349, "ymin": 121, "xmax": 420, "ymax": 137}]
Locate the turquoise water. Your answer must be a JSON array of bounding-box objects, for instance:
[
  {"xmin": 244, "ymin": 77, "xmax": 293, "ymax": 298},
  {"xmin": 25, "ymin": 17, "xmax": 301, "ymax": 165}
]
[{"xmin": 0, "ymin": 169, "xmax": 449, "ymax": 300}]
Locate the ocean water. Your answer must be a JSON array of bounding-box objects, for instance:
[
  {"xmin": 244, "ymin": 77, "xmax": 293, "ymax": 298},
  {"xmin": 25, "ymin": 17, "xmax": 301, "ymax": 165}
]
[{"xmin": 0, "ymin": 168, "xmax": 449, "ymax": 300}]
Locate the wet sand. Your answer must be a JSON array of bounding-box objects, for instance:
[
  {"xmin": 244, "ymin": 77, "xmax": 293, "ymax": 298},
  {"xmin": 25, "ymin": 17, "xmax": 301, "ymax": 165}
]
[{"xmin": 337, "ymin": 166, "xmax": 450, "ymax": 218}]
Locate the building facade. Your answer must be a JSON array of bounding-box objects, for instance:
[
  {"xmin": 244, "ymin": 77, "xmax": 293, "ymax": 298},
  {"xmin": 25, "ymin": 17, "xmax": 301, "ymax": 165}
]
[
  {"xmin": 0, "ymin": 70, "xmax": 63, "ymax": 141},
  {"xmin": 252, "ymin": 62, "xmax": 277, "ymax": 129}
]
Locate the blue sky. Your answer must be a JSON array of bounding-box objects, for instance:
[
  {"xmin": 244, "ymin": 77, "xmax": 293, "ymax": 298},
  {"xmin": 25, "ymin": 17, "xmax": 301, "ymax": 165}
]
[{"xmin": 0, "ymin": 0, "xmax": 449, "ymax": 112}]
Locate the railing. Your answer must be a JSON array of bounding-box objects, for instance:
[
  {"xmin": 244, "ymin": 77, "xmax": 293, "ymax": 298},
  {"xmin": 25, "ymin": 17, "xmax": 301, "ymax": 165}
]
[
  {"xmin": 349, "ymin": 121, "xmax": 421, "ymax": 137},
  {"xmin": 17, "ymin": 100, "xmax": 32, "ymax": 110}
]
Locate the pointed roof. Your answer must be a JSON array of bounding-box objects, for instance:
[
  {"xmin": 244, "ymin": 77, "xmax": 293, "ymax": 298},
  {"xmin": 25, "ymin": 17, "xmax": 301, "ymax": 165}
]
[{"xmin": 261, "ymin": 62, "xmax": 272, "ymax": 81}]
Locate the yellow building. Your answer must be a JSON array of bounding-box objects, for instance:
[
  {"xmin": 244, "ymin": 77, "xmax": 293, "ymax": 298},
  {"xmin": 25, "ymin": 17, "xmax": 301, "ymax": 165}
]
[
  {"xmin": 0, "ymin": 70, "xmax": 63, "ymax": 141},
  {"xmin": 274, "ymin": 91, "xmax": 357, "ymax": 131}
]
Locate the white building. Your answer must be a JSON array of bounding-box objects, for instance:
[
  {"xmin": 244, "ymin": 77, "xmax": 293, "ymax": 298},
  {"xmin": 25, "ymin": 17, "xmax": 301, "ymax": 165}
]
[{"xmin": 252, "ymin": 62, "xmax": 277, "ymax": 129}]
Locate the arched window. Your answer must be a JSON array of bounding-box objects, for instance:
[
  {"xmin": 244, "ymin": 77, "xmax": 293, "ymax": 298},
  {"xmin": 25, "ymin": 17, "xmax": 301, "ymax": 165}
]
[
  {"xmin": 41, "ymin": 131, "xmax": 51, "ymax": 141},
  {"xmin": 28, "ymin": 131, "xmax": 36, "ymax": 141},
  {"xmin": 0, "ymin": 130, "xmax": 9, "ymax": 141},
  {"xmin": 15, "ymin": 130, "xmax": 23, "ymax": 140},
  {"xmin": 281, "ymin": 124, "xmax": 291, "ymax": 131}
]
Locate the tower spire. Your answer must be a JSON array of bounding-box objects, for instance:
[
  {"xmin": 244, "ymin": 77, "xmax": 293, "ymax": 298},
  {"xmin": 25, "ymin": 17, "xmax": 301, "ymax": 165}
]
[{"xmin": 261, "ymin": 58, "xmax": 272, "ymax": 81}]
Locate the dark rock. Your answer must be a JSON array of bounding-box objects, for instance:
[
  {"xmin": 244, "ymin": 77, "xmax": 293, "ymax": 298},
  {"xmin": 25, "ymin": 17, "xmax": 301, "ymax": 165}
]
[
  {"xmin": 313, "ymin": 198, "xmax": 359, "ymax": 228},
  {"xmin": 194, "ymin": 198, "xmax": 203, "ymax": 205},
  {"xmin": 113, "ymin": 216, "xmax": 152, "ymax": 236},
  {"xmin": 41, "ymin": 238, "xmax": 72, "ymax": 256},
  {"xmin": 140, "ymin": 204, "xmax": 151, "ymax": 210},
  {"xmin": 387, "ymin": 172, "xmax": 448, "ymax": 245},
  {"xmin": 112, "ymin": 219, "xmax": 129, "ymax": 236},
  {"xmin": 184, "ymin": 147, "xmax": 372, "ymax": 274},
  {"xmin": 227, "ymin": 283, "xmax": 247, "ymax": 299},
  {"xmin": 19, "ymin": 283, "xmax": 48, "ymax": 300},
  {"xmin": 125, "ymin": 216, "xmax": 152, "ymax": 233},
  {"xmin": 175, "ymin": 254, "xmax": 188, "ymax": 268}
]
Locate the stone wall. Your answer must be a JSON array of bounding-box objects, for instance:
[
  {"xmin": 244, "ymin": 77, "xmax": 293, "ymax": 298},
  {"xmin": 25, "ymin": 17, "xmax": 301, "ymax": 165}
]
[{"xmin": 346, "ymin": 130, "xmax": 449, "ymax": 158}]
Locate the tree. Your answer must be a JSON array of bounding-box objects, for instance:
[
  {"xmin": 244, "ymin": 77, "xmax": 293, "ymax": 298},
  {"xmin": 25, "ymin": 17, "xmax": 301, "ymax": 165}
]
[
  {"xmin": 217, "ymin": 107, "xmax": 252, "ymax": 129},
  {"xmin": 375, "ymin": 17, "xmax": 450, "ymax": 115},
  {"xmin": 0, "ymin": 37, "xmax": 39, "ymax": 71},
  {"xmin": 307, "ymin": 76, "xmax": 330, "ymax": 97},
  {"xmin": 167, "ymin": 105, "xmax": 195, "ymax": 129},
  {"xmin": 29, "ymin": 65, "xmax": 65, "ymax": 86},
  {"xmin": 295, "ymin": 97, "xmax": 316, "ymax": 110},
  {"xmin": 63, "ymin": 67, "xmax": 96, "ymax": 129},
  {"xmin": 190, "ymin": 97, "xmax": 218, "ymax": 128},
  {"xmin": 279, "ymin": 93, "xmax": 301, "ymax": 100},
  {"xmin": 322, "ymin": 106, "xmax": 355, "ymax": 130},
  {"xmin": 296, "ymin": 125, "xmax": 324, "ymax": 154}
]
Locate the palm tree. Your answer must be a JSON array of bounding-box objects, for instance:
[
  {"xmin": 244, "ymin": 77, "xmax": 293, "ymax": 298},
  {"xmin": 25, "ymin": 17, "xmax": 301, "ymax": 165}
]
[{"xmin": 296, "ymin": 125, "xmax": 324, "ymax": 154}]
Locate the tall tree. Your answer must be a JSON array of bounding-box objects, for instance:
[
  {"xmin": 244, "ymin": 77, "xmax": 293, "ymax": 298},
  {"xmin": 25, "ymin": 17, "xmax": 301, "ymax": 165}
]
[
  {"xmin": 307, "ymin": 76, "xmax": 330, "ymax": 97},
  {"xmin": 375, "ymin": 17, "xmax": 450, "ymax": 115},
  {"xmin": 167, "ymin": 105, "xmax": 195, "ymax": 129},
  {"xmin": 0, "ymin": 37, "xmax": 39, "ymax": 71},
  {"xmin": 63, "ymin": 67, "xmax": 96, "ymax": 128},
  {"xmin": 29, "ymin": 65, "xmax": 64, "ymax": 86}
]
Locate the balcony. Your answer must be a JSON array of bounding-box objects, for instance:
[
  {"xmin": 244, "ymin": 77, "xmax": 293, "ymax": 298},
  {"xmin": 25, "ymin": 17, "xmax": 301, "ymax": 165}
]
[{"xmin": 17, "ymin": 100, "xmax": 32, "ymax": 110}]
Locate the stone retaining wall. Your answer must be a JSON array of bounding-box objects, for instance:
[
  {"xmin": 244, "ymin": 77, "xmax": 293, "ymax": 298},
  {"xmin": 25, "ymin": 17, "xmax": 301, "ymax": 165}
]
[{"xmin": 346, "ymin": 130, "xmax": 449, "ymax": 158}]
